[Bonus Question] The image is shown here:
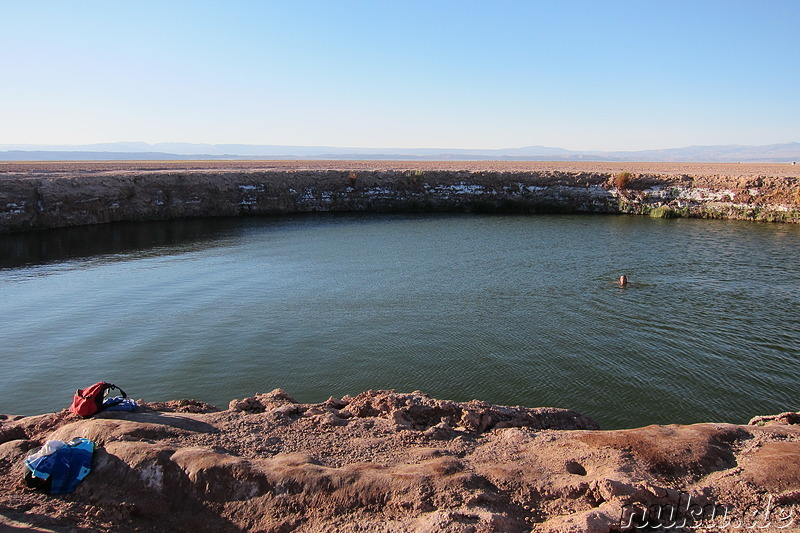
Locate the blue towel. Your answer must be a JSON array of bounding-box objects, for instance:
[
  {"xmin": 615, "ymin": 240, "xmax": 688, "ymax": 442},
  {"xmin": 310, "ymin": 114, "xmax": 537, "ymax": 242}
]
[{"xmin": 25, "ymin": 438, "xmax": 95, "ymax": 494}]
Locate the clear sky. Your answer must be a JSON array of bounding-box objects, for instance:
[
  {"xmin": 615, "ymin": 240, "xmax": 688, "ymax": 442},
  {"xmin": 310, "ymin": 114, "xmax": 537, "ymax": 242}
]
[{"xmin": 2, "ymin": 0, "xmax": 798, "ymax": 151}]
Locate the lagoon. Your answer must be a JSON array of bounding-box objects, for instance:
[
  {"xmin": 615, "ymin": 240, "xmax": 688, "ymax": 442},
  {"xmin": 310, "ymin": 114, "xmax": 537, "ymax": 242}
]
[{"xmin": 1, "ymin": 213, "xmax": 798, "ymax": 429}]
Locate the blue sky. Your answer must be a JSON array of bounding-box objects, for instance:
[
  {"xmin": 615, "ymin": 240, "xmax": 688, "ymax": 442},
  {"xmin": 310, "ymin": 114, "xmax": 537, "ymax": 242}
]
[{"xmin": 2, "ymin": 1, "xmax": 798, "ymax": 151}]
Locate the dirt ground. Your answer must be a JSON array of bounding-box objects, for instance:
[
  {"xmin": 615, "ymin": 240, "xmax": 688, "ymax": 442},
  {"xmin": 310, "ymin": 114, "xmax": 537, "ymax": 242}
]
[
  {"xmin": 2, "ymin": 391, "xmax": 799, "ymax": 532},
  {"xmin": 1, "ymin": 159, "xmax": 798, "ymax": 178}
]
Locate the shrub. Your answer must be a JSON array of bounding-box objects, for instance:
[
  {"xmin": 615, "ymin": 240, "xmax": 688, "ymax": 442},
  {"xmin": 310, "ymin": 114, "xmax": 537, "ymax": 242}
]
[
  {"xmin": 649, "ymin": 206, "xmax": 682, "ymax": 218},
  {"xmin": 405, "ymin": 169, "xmax": 424, "ymax": 184},
  {"xmin": 614, "ymin": 172, "xmax": 633, "ymax": 189}
]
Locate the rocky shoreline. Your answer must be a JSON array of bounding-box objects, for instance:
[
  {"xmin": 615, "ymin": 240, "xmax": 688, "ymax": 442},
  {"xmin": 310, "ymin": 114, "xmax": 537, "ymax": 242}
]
[
  {"xmin": 1, "ymin": 161, "xmax": 799, "ymax": 232},
  {"xmin": 1, "ymin": 390, "xmax": 799, "ymax": 532}
]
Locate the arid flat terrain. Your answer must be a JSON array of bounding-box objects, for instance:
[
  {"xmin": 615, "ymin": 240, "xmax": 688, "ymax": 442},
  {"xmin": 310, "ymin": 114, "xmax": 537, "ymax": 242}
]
[{"xmin": 1, "ymin": 159, "xmax": 798, "ymax": 178}]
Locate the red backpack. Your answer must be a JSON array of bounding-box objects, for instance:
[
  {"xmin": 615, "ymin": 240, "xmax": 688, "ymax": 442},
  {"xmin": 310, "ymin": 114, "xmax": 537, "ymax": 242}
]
[{"xmin": 69, "ymin": 382, "xmax": 127, "ymax": 418}]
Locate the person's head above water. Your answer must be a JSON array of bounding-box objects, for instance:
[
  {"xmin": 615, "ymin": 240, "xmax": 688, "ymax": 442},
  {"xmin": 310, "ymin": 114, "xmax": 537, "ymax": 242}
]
[{"xmin": 619, "ymin": 275, "xmax": 628, "ymax": 286}]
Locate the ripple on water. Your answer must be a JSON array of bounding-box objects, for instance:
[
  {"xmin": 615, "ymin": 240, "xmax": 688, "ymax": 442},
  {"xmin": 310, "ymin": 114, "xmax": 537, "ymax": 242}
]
[{"xmin": 0, "ymin": 213, "xmax": 798, "ymax": 427}]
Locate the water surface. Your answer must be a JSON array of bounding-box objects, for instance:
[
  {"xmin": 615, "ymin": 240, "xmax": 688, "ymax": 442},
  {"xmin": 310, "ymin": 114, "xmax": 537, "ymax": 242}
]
[{"xmin": 1, "ymin": 214, "xmax": 798, "ymax": 429}]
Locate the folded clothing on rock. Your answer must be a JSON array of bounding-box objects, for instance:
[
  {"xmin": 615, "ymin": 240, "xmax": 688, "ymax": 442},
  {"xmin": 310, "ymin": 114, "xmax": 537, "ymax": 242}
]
[
  {"xmin": 102, "ymin": 396, "xmax": 138, "ymax": 412},
  {"xmin": 24, "ymin": 437, "xmax": 95, "ymax": 494}
]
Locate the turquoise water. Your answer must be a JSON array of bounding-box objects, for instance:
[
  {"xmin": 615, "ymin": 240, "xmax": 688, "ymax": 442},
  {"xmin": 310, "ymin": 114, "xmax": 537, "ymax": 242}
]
[{"xmin": 1, "ymin": 213, "xmax": 798, "ymax": 429}]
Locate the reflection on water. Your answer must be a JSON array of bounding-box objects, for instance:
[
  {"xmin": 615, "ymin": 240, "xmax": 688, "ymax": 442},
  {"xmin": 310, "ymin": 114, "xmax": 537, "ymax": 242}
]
[
  {"xmin": 1, "ymin": 213, "xmax": 798, "ymax": 429},
  {"xmin": 1, "ymin": 217, "xmax": 246, "ymax": 269}
]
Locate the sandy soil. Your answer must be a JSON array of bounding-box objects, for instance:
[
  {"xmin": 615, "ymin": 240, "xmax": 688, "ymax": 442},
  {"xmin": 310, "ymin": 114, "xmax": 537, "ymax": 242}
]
[{"xmin": 1, "ymin": 159, "xmax": 799, "ymax": 178}]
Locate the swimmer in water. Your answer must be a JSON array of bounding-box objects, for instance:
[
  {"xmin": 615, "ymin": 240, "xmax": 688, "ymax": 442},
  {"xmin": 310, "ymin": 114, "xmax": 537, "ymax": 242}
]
[{"xmin": 619, "ymin": 275, "xmax": 628, "ymax": 287}]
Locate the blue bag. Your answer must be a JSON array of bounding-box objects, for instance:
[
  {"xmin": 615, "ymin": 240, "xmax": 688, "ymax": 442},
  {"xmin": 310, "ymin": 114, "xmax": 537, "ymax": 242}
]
[{"xmin": 24, "ymin": 437, "xmax": 95, "ymax": 494}]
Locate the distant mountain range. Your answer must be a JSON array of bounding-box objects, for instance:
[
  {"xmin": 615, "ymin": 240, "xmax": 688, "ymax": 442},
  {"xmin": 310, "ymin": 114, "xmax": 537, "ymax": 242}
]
[{"xmin": 1, "ymin": 142, "xmax": 799, "ymax": 163}]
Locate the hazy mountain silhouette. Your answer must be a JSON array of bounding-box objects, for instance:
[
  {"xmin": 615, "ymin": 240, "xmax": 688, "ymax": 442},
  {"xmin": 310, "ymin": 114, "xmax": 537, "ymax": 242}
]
[{"xmin": 1, "ymin": 142, "xmax": 798, "ymax": 162}]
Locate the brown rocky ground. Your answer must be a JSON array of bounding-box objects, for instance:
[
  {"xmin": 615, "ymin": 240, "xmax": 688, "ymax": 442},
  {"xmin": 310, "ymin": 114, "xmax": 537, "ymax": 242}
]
[
  {"xmin": 1, "ymin": 160, "xmax": 799, "ymax": 178},
  {"xmin": 2, "ymin": 160, "xmax": 799, "ymax": 233},
  {"xmin": 1, "ymin": 390, "xmax": 798, "ymax": 532}
]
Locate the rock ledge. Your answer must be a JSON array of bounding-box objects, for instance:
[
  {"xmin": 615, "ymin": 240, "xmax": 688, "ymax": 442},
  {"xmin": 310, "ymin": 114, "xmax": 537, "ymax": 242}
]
[{"xmin": 2, "ymin": 390, "xmax": 799, "ymax": 532}]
